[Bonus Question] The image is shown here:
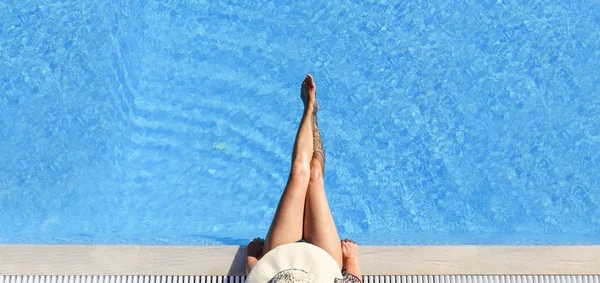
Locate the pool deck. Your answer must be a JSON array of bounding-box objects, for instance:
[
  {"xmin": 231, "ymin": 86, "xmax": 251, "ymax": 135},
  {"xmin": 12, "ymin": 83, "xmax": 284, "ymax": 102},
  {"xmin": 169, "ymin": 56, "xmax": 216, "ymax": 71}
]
[{"xmin": 1, "ymin": 246, "xmax": 600, "ymax": 275}]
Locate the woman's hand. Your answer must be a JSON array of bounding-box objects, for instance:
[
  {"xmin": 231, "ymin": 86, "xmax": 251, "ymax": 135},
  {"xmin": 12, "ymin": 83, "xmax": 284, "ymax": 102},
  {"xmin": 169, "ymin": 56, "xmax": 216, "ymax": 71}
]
[
  {"xmin": 341, "ymin": 238, "xmax": 359, "ymax": 260},
  {"xmin": 341, "ymin": 239, "xmax": 362, "ymax": 281},
  {"xmin": 247, "ymin": 237, "xmax": 264, "ymax": 259}
]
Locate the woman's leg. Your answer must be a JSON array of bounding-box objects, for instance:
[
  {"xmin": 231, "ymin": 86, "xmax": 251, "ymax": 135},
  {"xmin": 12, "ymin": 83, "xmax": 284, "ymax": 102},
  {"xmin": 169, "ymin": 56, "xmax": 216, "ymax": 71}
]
[
  {"xmin": 303, "ymin": 106, "xmax": 343, "ymax": 269},
  {"xmin": 262, "ymin": 75, "xmax": 317, "ymax": 255}
]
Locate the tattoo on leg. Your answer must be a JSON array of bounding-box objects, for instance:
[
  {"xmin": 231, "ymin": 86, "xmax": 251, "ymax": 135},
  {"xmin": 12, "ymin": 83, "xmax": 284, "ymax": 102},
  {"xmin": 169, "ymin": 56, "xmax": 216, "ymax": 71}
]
[{"xmin": 312, "ymin": 110, "xmax": 325, "ymax": 174}]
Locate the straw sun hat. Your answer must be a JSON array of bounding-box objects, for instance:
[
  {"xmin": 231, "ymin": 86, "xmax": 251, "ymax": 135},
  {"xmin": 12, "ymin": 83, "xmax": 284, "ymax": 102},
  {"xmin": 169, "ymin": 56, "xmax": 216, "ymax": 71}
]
[{"xmin": 247, "ymin": 242, "xmax": 343, "ymax": 283}]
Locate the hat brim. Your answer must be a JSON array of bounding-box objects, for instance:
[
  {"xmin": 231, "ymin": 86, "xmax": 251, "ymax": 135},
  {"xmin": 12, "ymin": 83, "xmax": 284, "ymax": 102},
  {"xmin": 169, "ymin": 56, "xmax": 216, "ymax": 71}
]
[{"xmin": 247, "ymin": 242, "xmax": 343, "ymax": 283}]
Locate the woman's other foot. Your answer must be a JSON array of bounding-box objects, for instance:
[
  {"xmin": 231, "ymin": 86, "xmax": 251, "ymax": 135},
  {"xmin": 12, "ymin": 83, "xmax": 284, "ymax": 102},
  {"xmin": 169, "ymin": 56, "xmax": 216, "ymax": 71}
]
[{"xmin": 301, "ymin": 74, "xmax": 319, "ymax": 112}]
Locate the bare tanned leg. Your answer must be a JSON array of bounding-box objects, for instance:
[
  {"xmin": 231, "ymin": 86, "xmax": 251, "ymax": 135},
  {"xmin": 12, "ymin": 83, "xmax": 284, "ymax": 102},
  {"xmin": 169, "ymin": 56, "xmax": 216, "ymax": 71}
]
[
  {"xmin": 262, "ymin": 75, "xmax": 317, "ymax": 256},
  {"xmin": 303, "ymin": 92, "xmax": 343, "ymax": 269}
]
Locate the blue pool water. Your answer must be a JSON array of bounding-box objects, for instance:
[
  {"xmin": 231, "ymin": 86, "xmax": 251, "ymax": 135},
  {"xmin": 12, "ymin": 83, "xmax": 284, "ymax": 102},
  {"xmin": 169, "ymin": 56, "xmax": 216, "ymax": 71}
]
[{"xmin": 1, "ymin": 1, "xmax": 599, "ymax": 245}]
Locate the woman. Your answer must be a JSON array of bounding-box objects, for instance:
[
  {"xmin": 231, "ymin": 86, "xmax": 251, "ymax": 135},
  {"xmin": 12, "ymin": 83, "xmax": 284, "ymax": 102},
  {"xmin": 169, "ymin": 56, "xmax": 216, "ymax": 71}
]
[{"xmin": 246, "ymin": 75, "xmax": 362, "ymax": 283}]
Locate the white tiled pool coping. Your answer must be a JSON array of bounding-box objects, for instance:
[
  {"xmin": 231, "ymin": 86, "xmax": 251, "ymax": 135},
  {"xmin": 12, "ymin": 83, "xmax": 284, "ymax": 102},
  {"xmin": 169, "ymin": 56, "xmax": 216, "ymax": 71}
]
[{"xmin": 1, "ymin": 246, "xmax": 599, "ymax": 275}]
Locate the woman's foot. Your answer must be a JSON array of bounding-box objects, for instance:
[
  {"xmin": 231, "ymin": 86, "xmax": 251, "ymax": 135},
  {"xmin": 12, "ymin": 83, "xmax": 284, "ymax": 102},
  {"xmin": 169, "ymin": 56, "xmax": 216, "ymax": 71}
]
[
  {"xmin": 246, "ymin": 237, "xmax": 265, "ymax": 274},
  {"xmin": 301, "ymin": 74, "xmax": 319, "ymax": 112}
]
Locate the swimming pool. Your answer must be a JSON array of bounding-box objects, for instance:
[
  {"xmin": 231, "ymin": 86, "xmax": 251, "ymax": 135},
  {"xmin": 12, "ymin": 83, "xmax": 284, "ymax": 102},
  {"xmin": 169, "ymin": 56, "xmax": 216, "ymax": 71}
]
[{"xmin": 1, "ymin": 1, "xmax": 599, "ymax": 245}]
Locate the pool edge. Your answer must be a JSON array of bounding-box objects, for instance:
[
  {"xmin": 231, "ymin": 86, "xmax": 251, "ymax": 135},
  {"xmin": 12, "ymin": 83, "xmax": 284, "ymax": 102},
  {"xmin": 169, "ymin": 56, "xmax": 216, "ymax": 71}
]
[{"xmin": 1, "ymin": 245, "xmax": 599, "ymax": 275}]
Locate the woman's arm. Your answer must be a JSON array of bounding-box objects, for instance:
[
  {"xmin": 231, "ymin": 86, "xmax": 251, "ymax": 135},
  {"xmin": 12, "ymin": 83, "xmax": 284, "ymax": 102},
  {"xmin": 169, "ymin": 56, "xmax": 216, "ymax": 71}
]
[
  {"xmin": 341, "ymin": 239, "xmax": 362, "ymax": 281},
  {"xmin": 246, "ymin": 256, "xmax": 259, "ymax": 274},
  {"xmin": 246, "ymin": 238, "xmax": 264, "ymax": 274},
  {"xmin": 345, "ymin": 257, "xmax": 362, "ymax": 281}
]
